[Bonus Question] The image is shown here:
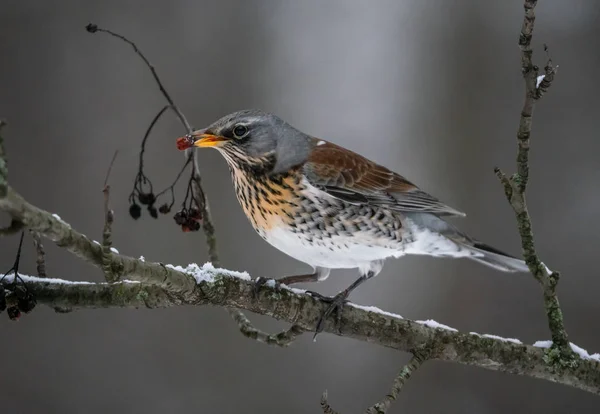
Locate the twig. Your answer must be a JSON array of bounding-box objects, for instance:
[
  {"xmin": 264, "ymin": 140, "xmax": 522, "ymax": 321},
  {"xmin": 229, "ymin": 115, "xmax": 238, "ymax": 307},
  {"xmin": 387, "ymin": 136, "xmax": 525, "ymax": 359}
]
[
  {"xmin": 31, "ymin": 232, "xmax": 47, "ymax": 278},
  {"xmin": 1, "ymin": 231, "xmax": 36, "ymax": 318},
  {"xmin": 365, "ymin": 353, "xmax": 427, "ymax": 414},
  {"xmin": 496, "ymin": 0, "xmax": 570, "ymax": 358},
  {"xmin": 0, "ymin": 219, "xmax": 23, "ymax": 236},
  {"xmin": 321, "ymin": 353, "xmax": 427, "ymax": 414},
  {"xmin": 85, "ymin": 24, "xmax": 191, "ymax": 132},
  {"xmin": 320, "ymin": 391, "xmax": 340, "ymax": 414},
  {"xmin": 230, "ymin": 309, "xmax": 304, "ymax": 347},
  {"xmin": 0, "ymin": 119, "xmax": 7, "ymax": 199},
  {"xmin": 102, "ymin": 151, "xmax": 118, "ymax": 282}
]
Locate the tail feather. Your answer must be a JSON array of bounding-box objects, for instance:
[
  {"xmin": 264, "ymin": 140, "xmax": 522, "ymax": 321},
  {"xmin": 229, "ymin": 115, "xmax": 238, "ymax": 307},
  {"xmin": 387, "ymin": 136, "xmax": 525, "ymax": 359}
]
[
  {"xmin": 404, "ymin": 212, "xmax": 529, "ymax": 273},
  {"xmin": 465, "ymin": 242, "xmax": 529, "ymax": 273}
]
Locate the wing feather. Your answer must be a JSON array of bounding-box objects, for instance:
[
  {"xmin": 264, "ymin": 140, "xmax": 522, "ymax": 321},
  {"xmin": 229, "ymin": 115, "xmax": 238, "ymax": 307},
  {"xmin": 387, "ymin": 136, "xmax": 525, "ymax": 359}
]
[{"xmin": 303, "ymin": 139, "xmax": 465, "ymax": 217}]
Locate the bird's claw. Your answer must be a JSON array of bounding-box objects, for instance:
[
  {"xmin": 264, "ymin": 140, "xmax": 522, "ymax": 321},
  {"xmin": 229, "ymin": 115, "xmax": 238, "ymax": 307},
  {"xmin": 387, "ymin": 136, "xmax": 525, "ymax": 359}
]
[
  {"xmin": 253, "ymin": 277, "xmax": 281, "ymax": 298},
  {"xmin": 307, "ymin": 290, "xmax": 349, "ymax": 340}
]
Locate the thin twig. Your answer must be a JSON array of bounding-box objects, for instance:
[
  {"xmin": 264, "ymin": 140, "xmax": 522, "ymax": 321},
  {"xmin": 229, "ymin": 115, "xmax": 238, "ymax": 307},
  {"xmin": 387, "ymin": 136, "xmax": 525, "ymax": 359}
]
[
  {"xmin": 230, "ymin": 310, "xmax": 304, "ymax": 347},
  {"xmin": 0, "ymin": 119, "xmax": 7, "ymax": 199},
  {"xmin": 102, "ymin": 152, "xmax": 118, "ymax": 282},
  {"xmin": 320, "ymin": 391, "xmax": 340, "ymax": 414},
  {"xmin": 496, "ymin": 0, "xmax": 570, "ymax": 358},
  {"xmin": 365, "ymin": 353, "xmax": 427, "ymax": 414},
  {"xmin": 85, "ymin": 24, "xmax": 191, "ymax": 133},
  {"xmin": 31, "ymin": 232, "xmax": 47, "ymax": 278},
  {"xmin": 0, "ymin": 219, "xmax": 23, "ymax": 236}
]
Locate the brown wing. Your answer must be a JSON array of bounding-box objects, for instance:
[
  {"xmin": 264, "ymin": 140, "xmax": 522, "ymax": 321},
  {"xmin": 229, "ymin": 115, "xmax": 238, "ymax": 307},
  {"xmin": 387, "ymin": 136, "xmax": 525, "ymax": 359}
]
[{"xmin": 303, "ymin": 139, "xmax": 465, "ymax": 217}]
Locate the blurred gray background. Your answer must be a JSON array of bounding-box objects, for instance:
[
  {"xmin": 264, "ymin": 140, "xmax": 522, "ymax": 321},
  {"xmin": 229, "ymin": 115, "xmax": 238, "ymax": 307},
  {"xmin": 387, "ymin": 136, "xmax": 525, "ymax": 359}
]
[{"xmin": 1, "ymin": 0, "xmax": 599, "ymax": 412}]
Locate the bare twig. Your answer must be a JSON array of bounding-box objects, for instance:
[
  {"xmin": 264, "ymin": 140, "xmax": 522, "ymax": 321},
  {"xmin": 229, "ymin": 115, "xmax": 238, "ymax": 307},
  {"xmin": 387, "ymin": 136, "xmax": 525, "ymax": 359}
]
[
  {"xmin": 230, "ymin": 309, "xmax": 304, "ymax": 347},
  {"xmin": 320, "ymin": 391, "xmax": 340, "ymax": 414},
  {"xmin": 85, "ymin": 24, "xmax": 191, "ymax": 132},
  {"xmin": 365, "ymin": 353, "xmax": 427, "ymax": 414},
  {"xmin": 0, "ymin": 119, "xmax": 7, "ymax": 198},
  {"xmin": 102, "ymin": 151, "xmax": 118, "ymax": 282},
  {"xmin": 0, "ymin": 219, "xmax": 23, "ymax": 236},
  {"xmin": 495, "ymin": 0, "xmax": 570, "ymax": 359},
  {"xmin": 31, "ymin": 232, "xmax": 47, "ymax": 278}
]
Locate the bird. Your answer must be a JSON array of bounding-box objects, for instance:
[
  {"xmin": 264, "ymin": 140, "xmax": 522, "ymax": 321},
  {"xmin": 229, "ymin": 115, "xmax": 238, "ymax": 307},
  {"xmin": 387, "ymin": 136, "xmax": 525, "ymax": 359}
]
[{"xmin": 178, "ymin": 109, "xmax": 528, "ymax": 334}]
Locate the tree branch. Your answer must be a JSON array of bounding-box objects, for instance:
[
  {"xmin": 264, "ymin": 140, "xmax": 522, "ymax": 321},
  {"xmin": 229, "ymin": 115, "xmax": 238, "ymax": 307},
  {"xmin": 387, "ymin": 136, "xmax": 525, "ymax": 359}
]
[
  {"xmin": 2, "ymin": 270, "xmax": 599, "ymax": 395},
  {"xmin": 495, "ymin": 0, "xmax": 570, "ymax": 359},
  {"xmin": 322, "ymin": 352, "xmax": 428, "ymax": 414}
]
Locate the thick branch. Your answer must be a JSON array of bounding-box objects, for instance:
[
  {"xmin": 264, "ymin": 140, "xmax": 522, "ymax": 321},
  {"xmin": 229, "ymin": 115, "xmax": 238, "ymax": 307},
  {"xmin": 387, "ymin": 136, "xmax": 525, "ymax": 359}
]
[
  {"xmin": 0, "ymin": 186, "xmax": 196, "ymax": 293},
  {"xmin": 3, "ymin": 272, "xmax": 600, "ymax": 395}
]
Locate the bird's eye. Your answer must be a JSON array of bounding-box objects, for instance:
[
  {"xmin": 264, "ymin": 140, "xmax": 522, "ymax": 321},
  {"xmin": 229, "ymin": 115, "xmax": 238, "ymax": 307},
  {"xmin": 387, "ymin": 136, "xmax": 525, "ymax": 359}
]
[{"xmin": 232, "ymin": 124, "xmax": 249, "ymax": 139}]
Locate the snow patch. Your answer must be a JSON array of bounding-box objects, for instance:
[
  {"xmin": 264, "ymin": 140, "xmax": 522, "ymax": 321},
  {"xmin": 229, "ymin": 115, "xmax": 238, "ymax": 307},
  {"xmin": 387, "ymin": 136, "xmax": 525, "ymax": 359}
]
[
  {"xmin": 166, "ymin": 262, "xmax": 251, "ymax": 284},
  {"xmin": 533, "ymin": 340, "xmax": 600, "ymax": 362},
  {"xmin": 139, "ymin": 256, "xmax": 145, "ymax": 262},
  {"xmin": 92, "ymin": 240, "xmax": 101, "ymax": 246},
  {"xmin": 1, "ymin": 273, "xmax": 139, "ymax": 286},
  {"xmin": 110, "ymin": 247, "xmax": 119, "ymax": 254},
  {"xmin": 415, "ymin": 319, "xmax": 457, "ymax": 332},
  {"xmin": 536, "ymin": 75, "xmax": 545, "ymax": 88},
  {"xmin": 470, "ymin": 332, "xmax": 522, "ymax": 344},
  {"xmin": 349, "ymin": 303, "xmax": 403, "ymax": 319},
  {"xmin": 52, "ymin": 213, "xmax": 70, "ymax": 227}
]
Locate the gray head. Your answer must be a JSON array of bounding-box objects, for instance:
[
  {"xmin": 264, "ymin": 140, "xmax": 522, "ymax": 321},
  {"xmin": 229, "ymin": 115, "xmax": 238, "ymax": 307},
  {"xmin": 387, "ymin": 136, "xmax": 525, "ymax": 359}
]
[{"xmin": 191, "ymin": 109, "xmax": 312, "ymax": 174}]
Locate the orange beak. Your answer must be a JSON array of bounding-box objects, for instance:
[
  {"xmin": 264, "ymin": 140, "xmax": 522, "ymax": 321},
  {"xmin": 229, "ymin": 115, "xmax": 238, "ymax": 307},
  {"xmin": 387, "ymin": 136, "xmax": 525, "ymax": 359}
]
[{"xmin": 192, "ymin": 133, "xmax": 229, "ymax": 148}]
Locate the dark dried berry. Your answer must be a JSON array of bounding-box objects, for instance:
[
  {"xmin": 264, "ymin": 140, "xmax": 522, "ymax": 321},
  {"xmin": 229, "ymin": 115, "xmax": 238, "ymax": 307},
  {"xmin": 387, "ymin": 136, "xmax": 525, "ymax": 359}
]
[
  {"xmin": 158, "ymin": 204, "xmax": 171, "ymax": 214},
  {"xmin": 129, "ymin": 203, "xmax": 142, "ymax": 219},
  {"xmin": 0, "ymin": 286, "xmax": 6, "ymax": 313},
  {"xmin": 188, "ymin": 208, "xmax": 201, "ymax": 220},
  {"xmin": 7, "ymin": 306, "xmax": 20, "ymax": 320},
  {"xmin": 138, "ymin": 192, "xmax": 156, "ymax": 205},
  {"xmin": 148, "ymin": 206, "xmax": 158, "ymax": 219},
  {"xmin": 173, "ymin": 210, "xmax": 188, "ymax": 225},
  {"xmin": 188, "ymin": 220, "xmax": 201, "ymax": 231},
  {"xmin": 17, "ymin": 293, "xmax": 36, "ymax": 313},
  {"xmin": 85, "ymin": 23, "xmax": 98, "ymax": 33}
]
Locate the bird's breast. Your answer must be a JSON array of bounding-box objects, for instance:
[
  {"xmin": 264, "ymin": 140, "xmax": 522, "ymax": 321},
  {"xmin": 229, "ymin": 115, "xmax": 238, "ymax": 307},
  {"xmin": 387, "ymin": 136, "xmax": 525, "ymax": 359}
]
[{"xmin": 230, "ymin": 168, "xmax": 301, "ymax": 234}]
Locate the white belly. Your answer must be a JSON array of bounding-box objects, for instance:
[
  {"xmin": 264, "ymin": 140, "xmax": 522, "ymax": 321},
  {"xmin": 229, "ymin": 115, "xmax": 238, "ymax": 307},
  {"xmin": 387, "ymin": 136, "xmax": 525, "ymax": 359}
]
[{"xmin": 261, "ymin": 225, "xmax": 402, "ymax": 269}]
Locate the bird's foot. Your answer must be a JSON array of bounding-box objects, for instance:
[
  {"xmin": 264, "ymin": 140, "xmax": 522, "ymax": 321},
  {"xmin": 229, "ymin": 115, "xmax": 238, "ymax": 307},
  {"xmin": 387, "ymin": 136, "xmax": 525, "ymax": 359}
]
[
  {"xmin": 307, "ymin": 290, "xmax": 350, "ymax": 340},
  {"xmin": 253, "ymin": 277, "xmax": 283, "ymax": 298}
]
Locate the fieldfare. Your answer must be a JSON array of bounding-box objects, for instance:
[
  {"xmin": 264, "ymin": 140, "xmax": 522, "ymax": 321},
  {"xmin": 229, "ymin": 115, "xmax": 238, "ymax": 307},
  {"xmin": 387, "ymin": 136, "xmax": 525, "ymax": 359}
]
[{"xmin": 177, "ymin": 110, "xmax": 528, "ymax": 334}]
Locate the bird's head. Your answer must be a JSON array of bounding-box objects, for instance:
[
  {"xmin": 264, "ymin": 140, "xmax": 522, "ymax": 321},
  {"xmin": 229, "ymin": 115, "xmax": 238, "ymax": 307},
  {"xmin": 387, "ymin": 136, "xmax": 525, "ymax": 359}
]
[{"xmin": 182, "ymin": 110, "xmax": 312, "ymax": 174}]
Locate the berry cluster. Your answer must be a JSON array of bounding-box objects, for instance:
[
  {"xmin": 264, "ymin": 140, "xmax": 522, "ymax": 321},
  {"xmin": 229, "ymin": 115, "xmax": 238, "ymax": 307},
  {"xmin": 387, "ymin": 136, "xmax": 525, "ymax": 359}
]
[
  {"xmin": 0, "ymin": 283, "xmax": 36, "ymax": 321},
  {"xmin": 174, "ymin": 208, "xmax": 202, "ymax": 232}
]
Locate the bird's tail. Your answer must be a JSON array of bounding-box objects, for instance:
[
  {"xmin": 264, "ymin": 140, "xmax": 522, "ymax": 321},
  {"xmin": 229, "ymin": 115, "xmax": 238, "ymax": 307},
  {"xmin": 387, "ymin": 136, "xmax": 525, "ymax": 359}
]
[
  {"xmin": 460, "ymin": 241, "xmax": 529, "ymax": 273},
  {"xmin": 404, "ymin": 212, "xmax": 529, "ymax": 273}
]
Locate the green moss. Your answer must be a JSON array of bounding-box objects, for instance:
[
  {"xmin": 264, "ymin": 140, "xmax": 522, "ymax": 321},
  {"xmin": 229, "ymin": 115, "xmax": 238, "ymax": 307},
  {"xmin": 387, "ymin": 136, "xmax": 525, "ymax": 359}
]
[
  {"xmin": 543, "ymin": 346, "xmax": 579, "ymax": 373},
  {"xmin": 136, "ymin": 289, "xmax": 149, "ymax": 302}
]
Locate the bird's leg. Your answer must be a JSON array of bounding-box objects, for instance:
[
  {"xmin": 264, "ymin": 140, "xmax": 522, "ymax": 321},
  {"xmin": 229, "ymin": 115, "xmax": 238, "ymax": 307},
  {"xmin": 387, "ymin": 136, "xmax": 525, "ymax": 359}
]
[
  {"xmin": 310, "ymin": 271, "xmax": 375, "ymax": 338},
  {"xmin": 253, "ymin": 268, "xmax": 330, "ymax": 297}
]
